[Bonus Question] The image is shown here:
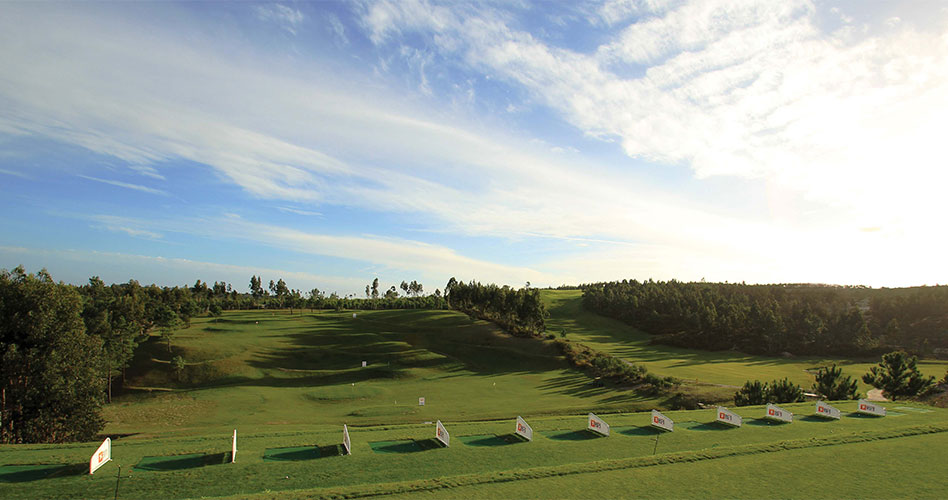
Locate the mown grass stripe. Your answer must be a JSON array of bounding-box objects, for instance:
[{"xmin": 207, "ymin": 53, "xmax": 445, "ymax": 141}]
[{"xmin": 218, "ymin": 423, "xmax": 948, "ymax": 500}]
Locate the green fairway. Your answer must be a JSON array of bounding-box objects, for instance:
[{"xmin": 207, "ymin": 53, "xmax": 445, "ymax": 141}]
[
  {"xmin": 543, "ymin": 290, "xmax": 948, "ymax": 391},
  {"xmin": 1, "ymin": 402, "xmax": 945, "ymax": 499},
  {"xmin": 104, "ymin": 308, "xmax": 656, "ymax": 438},
  {"xmin": 2, "ymin": 305, "xmax": 947, "ymax": 499}
]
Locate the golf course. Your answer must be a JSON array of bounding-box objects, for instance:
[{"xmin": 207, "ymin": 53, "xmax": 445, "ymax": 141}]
[{"xmin": 1, "ymin": 290, "xmax": 946, "ymax": 499}]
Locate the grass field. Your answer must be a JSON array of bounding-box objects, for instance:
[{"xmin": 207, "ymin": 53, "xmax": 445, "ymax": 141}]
[
  {"xmin": 2, "ymin": 304, "xmax": 946, "ymax": 499},
  {"xmin": 543, "ymin": 290, "xmax": 948, "ymax": 392}
]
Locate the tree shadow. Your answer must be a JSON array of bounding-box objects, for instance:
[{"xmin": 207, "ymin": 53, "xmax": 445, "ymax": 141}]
[{"xmin": 799, "ymin": 415, "xmax": 836, "ymax": 422}]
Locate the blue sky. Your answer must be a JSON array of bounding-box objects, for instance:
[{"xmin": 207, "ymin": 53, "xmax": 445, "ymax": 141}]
[{"xmin": 2, "ymin": 1, "xmax": 947, "ymax": 295}]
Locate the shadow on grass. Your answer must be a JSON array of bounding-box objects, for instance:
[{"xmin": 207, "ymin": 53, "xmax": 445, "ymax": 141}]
[
  {"xmin": 746, "ymin": 418, "xmax": 789, "ymax": 426},
  {"xmin": 368, "ymin": 438, "xmax": 445, "ymax": 454},
  {"xmin": 457, "ymin": 433, "xmax": 525, "ymax": 447},
  {"xmin": 0, "ymin": 464, "xmax": 85, "ymax": 483},
  {"xmin": 134, "ymin": 452, "xmax": 229, "ymax": 472},
  {"xmin": 263, "ymin": 444, "xmax": 342, "ymax": 461},
  {"xmin": 616, "ymin": 425, "xmax": 662, "ymax": 436},
  {"xmin": 847, "ymin": 412, "xmax": 884, "ymax": 419},
  {"xmin": 540, "ymin": 429, "xmax": 605, "ymax": 441},
  {"xmin": 680, "ymin": 421, "xmax": 736, "ymax": 431},
  {"xmin": 799, "ymin": 415, "xmax": 837, "ymax": 422}
]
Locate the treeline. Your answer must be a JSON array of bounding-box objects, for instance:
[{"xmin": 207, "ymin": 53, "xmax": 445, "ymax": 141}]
[
  {"xmin": 0, "ymin": 267, "xmax": 447, "ymax": 443},
  {"xmin": 583, "ymin": 280, "xmax": 948, "ymax": 357},
  {"xmin": 445, "ymin": 278, "xmax": 546, "ymax": 337}
]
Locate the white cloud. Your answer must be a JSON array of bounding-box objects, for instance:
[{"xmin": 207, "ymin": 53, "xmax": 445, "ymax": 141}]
[
  {"xmin": 77, "ymin": 175, "xmax": 169, "ymax": 196},
  {"xmin": 129, "ymin": 164, "xmax": 165, "ymax": 180},
  {"xmin": 0, "ymin": 245, "xmax": 363, "ymax": 293},
  {"xmin": 276, "ymin": 206, "xmax": 323, "ymax": 217},
  {"xmin": 255, "ymin": 4, "xmax": 304, "ymax": 35}
]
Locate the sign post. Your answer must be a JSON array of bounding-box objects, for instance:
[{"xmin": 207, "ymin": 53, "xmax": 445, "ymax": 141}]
[
  {"xmin": 716, "ymin": 406, "xmax": 742, "ymax": 427},
  {"xmin": 342, "ymin": 424, "xmax": 351, "ymax": 455},
  {"xmin": 587, "ymin": 412, "xmax": 610, "ymax": 436},
  {"xmin": 764, "ymin": 403, "xmax": 793, "ymax": 423},
  {"xmin": 89, "ymin": 437, "xmax": 111, "ymax": 475},
  {"xmin": 650, "ymin": 410, "xmax": 674, "ymax": 432},
  {"xmin": 231, "ymin": 429, "xmax": 237, "ymax": 463},
  {"xmin": 857, "ymin": 399, "xmax": 886, "ymax": 417},
  {"xmin": 515, "ymin": 416, "xmax": 533, "ymax": 441},
  {"xmin": 435, "ymin": 420, "xmax": 450, "ymax": 447},
  {"xmin": 419, "ymin": 397, "xmax": 425, "ymax": 406},
  {"xmin": 815, "ymin": 401, "xmax": 841, "ymax": 420}
]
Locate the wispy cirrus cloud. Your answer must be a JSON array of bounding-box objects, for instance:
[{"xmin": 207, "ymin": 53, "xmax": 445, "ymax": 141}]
[
  {"xmin": 255, "ymin": 4, "xmax": 305, "ymax": 35},
  {"xmin": 78, "ymin": 175, "xmax": 168, "ymax": 196}
]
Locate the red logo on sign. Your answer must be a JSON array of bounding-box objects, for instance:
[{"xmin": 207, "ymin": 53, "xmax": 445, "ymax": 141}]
[
  {"xmin": 769, "ymin": 409, "xmax": 775, "ymax": 415},
  {"xmin": 654, "ymin": 416, "xmax": 660, "ymax": 423},
  {"xmin": 860, "ymin": 404, "xmax": 867, "ymax": 410},
  {"xmin": 98, "ymin": 451, "xmax": 104, "ymax": 462}
]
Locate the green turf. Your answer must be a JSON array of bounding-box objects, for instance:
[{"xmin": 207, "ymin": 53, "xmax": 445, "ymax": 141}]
[
  {"xmin": 262, "ymin": 446, "xmax": 320, "ymax": 461},
  {"xmin": 456, "ymin": 434, "xmax": 520, "ymax": 447},
  {"xmin": 542, "ymin": 290, "xmax": 948, "ymax": 391},
  {"xmin": 134, "ymin": 452, "xmax": 229, "ymax": 472},
  {"xmin": 387, "ymin": 431, "xmax": 948, "ymax": 499},
  {"xmin": 0, "ymin": 464, "xmax": 71, "ymax": 483}
]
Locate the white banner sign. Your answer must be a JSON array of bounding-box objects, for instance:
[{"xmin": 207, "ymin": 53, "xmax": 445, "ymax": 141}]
[
  {"xmin": 587, "ymin": 412, "xmax": 610, "ymax": 436},
  {"xmin": 716, "ymin": 406, "xmax": 742, "ymax": 427},
  {"xmin": 815, "ymin": 401, "xmax": 841, "ymax": 419},
  {"xmin": 765, "ymin": 403, "xmax": 793, "ymax": 423},
  {"xmin": 89, "ymin": 437, "xmax": 111, "ymax": 475},
  {"xmin": 515, "ymin": 416, "xmax": 533, "ymax": 441},
  {"xmin": 342, "ymin": 424, "xmax": 351, "ymax": 455},
  {"xmin": 231, "ymin": 429, "xmax": 237, "ymax": 463},
  {"xmin": 650, "ymin": 410, "xmax": 674, "ymax": 432},
  {"xmin": 435, "ymin": 420, "xmax": 450, "ymax": 447},
  {"xmin": 419, "ymin": 397, "xmax": 425, "ymax": 406},
  {"xmin": 857, "ymin": 399, "xmax": 886, "ymax": 417}
]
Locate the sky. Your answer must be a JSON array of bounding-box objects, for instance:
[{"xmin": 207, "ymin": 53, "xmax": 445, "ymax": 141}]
[{"xmin": 1, "ymin": 0, "xmax": 947, "ymax": 295}]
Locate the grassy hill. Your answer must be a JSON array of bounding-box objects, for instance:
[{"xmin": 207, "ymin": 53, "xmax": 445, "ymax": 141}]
[
  {"xmin": 543, "ymin": 290, "xmax": 948, "ymax": 392},
  {"xmin": 2, "ymin": 303, "xmax": 947, "ymax": 499},
  {"xmin": 104, "ymin": 308, "xmax": 655, "ymax": 438}
]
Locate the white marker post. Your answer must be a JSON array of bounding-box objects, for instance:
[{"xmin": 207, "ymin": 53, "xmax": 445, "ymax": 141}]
[
  {"xmin": 352, "ymin": 313, "xmax": 357, "ymax": 318},
  {"xmin": 231, "ymin": 429, "xmax": 237, "ymax": 463},
  {"xmin": 419, "ymin": 397, "xmax": 425, "ymax": 406},
  {"xmin": 342, "ymin": 424, "xmax": 351, "ymax": 455},
  {"xmin": 650, "ymin": 410, "xmax": 674, "ymax": 432},
  {"xmin": 857, "ymin": 399, "xmax": 886, "ymax": 417},
  {"xmin": 89, "ymin": 437, "xmax": 112, "ymax": 475},
  {"xmin": 587, "ymin": 413, "xmax": 610, "ymax": 436},
  {"xmin": 716, "ymin": 406, "xmax": 742, "ymax": 427},
  {"xmin": 815, "ymin": 401, "xmax": 841, "ymax": 420},
  {"xmin": 764, "ymin": 403, "xmax": 793, "ymax": 423},
  {"xmin": 361, "ymin": 361, "xmax": 367, "ymax": 368},
  {"xmin": 515, "ymin": 416, "xmax": 533, "ymax": 441},
  {"xmin": 435, "ymin": 420, "xmax": 450, "ymax": 447}
]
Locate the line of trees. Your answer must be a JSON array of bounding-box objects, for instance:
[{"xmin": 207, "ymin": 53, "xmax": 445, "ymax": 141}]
[
  {"xmin": 582, "ymin": 280, "xmax": 948, "ymax": 357},
  {"xmin": 444, "ymin": 278, "xmax": 546, "ymax": 337}
]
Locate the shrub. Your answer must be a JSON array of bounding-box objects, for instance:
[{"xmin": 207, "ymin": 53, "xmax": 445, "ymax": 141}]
[
  {"xmin": 812, "ymin": 364, "xmax": 859, "ymax": 400},
  {"xmin": 734, "ymin": 380, "xmax": 768, "ymax": 406}
]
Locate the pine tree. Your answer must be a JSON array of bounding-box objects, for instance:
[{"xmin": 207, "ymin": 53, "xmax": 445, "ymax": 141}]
[
  {"xmin": 862, "ymin": 351, "xmax": 935, "ymax": 400},
  {"xmin": 812, "ymin": 364, "xmax": 859, "ymax": 400}
]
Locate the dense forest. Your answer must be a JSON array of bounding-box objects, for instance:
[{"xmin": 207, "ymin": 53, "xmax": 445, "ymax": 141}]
[
  {"xmin": 583, "ymin": 280, "xmax": 948, "ymax": 357},
  {"xmin": 444, "ymin": 278, "xmax": 546, "ymax": 337}
]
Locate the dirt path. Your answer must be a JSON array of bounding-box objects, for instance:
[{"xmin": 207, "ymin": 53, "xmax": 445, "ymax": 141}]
[{"xmin": 866, "ymin": 388, "xmax": 888, "ymax": 401}]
